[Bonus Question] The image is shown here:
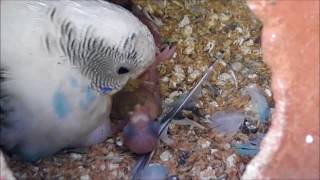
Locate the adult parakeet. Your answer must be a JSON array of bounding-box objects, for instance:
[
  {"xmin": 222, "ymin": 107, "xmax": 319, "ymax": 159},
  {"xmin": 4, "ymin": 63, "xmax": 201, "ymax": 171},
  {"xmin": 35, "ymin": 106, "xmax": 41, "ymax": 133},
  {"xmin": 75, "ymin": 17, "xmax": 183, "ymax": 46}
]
[{"xmin": 0, "ymin": 0, "xmax": 156, "ymax": 161}]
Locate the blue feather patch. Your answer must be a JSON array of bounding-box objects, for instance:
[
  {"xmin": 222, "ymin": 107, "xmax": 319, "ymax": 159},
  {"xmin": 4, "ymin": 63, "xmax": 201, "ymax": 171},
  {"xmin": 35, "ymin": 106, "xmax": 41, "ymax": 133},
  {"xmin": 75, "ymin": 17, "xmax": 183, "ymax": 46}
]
[
  {"xmin": 53, "ymin": 90, "xmax": 70, "ymax": 119},
  {"xmin": 258, "ymin": 104, "xmax": 270, "ymax": 123},
  {"xmin": 244, "ymin": 86, "xmax": 270, "ymax": 123},
  {"xmin": 232, "ymin": 137, "xmax": 263, "ymax": 157},
  {"xmin": 80, "ymin": 87, "xmax": 96, "ymax": 110},
  {"xmin": 232, "ymin": 143, "xmax": 259, "ymax": 157},
  {"xmin": 69, "ymin": 77, "xmax": 78, "ymax": 87},
  {"xmin": 99, "ymin": 86, "xmax": 112, "ymax": 94}
]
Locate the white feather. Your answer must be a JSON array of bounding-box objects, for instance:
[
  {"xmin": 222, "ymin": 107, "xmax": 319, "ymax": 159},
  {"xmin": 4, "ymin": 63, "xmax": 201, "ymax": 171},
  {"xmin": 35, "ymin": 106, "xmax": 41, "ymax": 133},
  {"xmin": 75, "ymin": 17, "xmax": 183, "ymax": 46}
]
[{"xmin": 0, "ymin": 0, "xmax": 155, "ymax": 160}]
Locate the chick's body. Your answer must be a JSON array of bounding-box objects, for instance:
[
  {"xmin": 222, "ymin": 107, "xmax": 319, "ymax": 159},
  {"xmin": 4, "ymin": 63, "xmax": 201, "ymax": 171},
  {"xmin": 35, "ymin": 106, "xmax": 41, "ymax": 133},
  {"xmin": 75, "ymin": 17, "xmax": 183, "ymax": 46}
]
[
  {"xmin": 0, "ymin": 0, "xmax": 155, "ymax": 161},
  {"xmin": 111, "ymin": 43, "xmax": 176, "ymax": 154},
  {"xmin": 110, "ymin": 78, "xmax": 161, "ymax": 154},
  {"xmin": 110, "ymin": 65, "xmax": 162, "ymax": 131}
]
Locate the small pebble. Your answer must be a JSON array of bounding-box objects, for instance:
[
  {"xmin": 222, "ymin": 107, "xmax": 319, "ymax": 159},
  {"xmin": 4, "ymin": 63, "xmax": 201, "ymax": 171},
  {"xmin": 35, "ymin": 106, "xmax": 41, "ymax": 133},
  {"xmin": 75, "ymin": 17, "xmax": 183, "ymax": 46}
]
[
  {"xmin": 198, "ymin": 138, "xmax": 211, "ymax": 149},
  {"xmin": 219, "ymin": 13, "xmax": 231, "ymax": 21},
  {"xmin": 169, "ymin": 80, "xmax": 177, "ymax": 89},
  {"xmin": 184, "ymin": 45, "xmax": 195, "ymax": 55},
  {"xmin": 242, "ymin": 119, "xmax": 258, "ymax": 134},
  {"xmin": 226, "ymin": 154, "xmax": 237, "ymax": 168},
  {"xmin": 118, "ymin": 171, "xmax": 126, "ymax": 178},
  {"xmin": 80, "ymin": 174, "xmax": 90, "ymax": 180},
  {"xmin": 248, "ymin": 73, "xmax": 258, "ymax": 79},
  {"xmin": 115, "ymin": 137, "xmax": 123, "ymax": 146},
  {"xmin": 239, "ymin": 163, "xmax": 246, "ymax": 173},
  {"xmin": 32, "ymin": 167, "xmax": 39, "ymax": 172},
  {"xmin": 70, "ymin": 153, "xmax": 82, "ymax": 160},
  {"xmin": 200, "ymin": 166, "xmax": 216, "ymax": 180},
  {"xmin": 204, "ymin": 41, "xmax": 216, "ymax": 53},
  {"xmin": 105, "ymin": 152, "xmax": 115, "ymax": 160},
  {"xmin": 187, "ymin": 66, "xmax": 194, "ymax": 74},
  {"xmin": 111, "ymin": 171, "xmax": 117, "ymax": 177},
  {"xmin": 169, "ymin": 175, "xmax": 179, "ymax": 180},
  {"xmin": 172, "ymin": 52, "xmax": 177, "ymax": 59},
  {"xmin": 173, "ymin": 65, "xmax": 186, "ymax": 83},
  {"xmin": 161, "ymin": 76, "xmax": 170, "ymax": 82},
  {"xmin": 106, "ymin": 138, "xmax": 114, "ymax": 143},
  {"xmin": 17, "ymin": 173, "xmax": 27, "ymax": 179},
  {"xmin": 178, "ymin": 151, "xmax": 189, "ymax": 165},
  {"xmin": 240, "ymin": 46, "xmax": 251, "ymax": 55},
  {"xmin": 160, "ymin": 150, "xmax": 172, "ymax": 161},
  {"xmin": 231, "ymin": 62, "xmax": 244, "ymax": 72},
  {"xmin": 217, "ymin": 73, "xmax": 233, "ymax": 85},
  {"xmin": 240, "ymin": 67, "xmax": 250, "ymax": 75},
  {"xmin": 209, "ymin": 101, "xmax": 219, "ymax": 107},
  {"xmin": 244, "ymin": 39, "xmax": 254, "ymax": 46},
  {"xmin": 236, "ymin": 26, "xmax": 244, "ymax": 33},
  {"xmin": 207, "ymin": 14, "xmax": 218, "ymax": 27},
  {"xmin": 140, "ymin": 164, "xmax": 169, "ymax": 180},
  {"xmin": 178, "ymin": 15, "xmax": 190, "ymax": 28},
  {"xmin": 100, "ymin": 164, "xmax": 106, "ymax": 171},
  {"xmin": 210, "ymin": 149, "xmax": 218, "ymax": 154},
  {"xmin": 218, "ymin": 73, "xmax": 232, "ymax": 81},
  {"xmin": 264, "ymin": 88, "xmax": 272, "ymax": 97},
  {"xmin": 187, "ymin": 68, "xmax": 201, "ymax": 83},
  {"xmin": 108, "ymin": 163, "xmax": 119, "ymax": 170},
  {"xmin": 224, "ymin": 143, "xmax": 231, "ymax": 149},
  {"xmin": 183, "ymin": 25, "xmax": 193, "ymax": 36},
  {"xmin": 168, "ymin": 91, "xmax": 182, "ymax": 100},
  {"xmin": 183, "ymin": 37, "xmax": 195, "ymax": 55}
]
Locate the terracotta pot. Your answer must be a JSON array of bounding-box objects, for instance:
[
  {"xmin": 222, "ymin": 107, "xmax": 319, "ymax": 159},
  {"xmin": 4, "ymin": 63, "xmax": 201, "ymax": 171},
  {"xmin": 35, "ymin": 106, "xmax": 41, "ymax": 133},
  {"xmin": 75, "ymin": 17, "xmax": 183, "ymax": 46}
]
[{"xmin": 243, "ymin": 1, "xmax": 319, "ymax": 179}]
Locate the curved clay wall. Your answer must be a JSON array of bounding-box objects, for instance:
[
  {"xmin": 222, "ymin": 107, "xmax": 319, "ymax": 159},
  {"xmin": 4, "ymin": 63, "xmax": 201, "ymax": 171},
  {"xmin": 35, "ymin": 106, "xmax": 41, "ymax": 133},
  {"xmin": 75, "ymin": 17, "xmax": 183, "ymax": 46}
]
[{"xmin": 244, "ymin": 1, "xmax": 319, "ymax": 179}]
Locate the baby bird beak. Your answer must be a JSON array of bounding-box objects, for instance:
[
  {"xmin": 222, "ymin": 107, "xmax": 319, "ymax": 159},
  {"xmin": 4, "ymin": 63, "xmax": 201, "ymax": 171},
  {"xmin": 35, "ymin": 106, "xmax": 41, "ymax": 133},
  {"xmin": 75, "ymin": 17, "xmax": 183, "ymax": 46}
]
[{"xmin": 123, "ymin": 104, "xmax": 160, "ymax": 154}]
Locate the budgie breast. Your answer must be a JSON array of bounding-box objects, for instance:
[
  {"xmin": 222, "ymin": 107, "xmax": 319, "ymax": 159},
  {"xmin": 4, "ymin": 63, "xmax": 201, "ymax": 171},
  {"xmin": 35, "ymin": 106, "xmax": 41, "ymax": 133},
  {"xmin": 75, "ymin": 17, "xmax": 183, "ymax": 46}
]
[{"xmin": 0, "ymin": 0, "xmax": 156, "ymax": 161}]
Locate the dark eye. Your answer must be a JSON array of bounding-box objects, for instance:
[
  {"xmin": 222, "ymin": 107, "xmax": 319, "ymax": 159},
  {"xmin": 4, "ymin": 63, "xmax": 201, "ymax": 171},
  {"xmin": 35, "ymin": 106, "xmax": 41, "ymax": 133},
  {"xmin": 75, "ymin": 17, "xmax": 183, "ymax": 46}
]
[{"xmin": 117, "ymin": 67, "xmax": 130, "ymax": 74}]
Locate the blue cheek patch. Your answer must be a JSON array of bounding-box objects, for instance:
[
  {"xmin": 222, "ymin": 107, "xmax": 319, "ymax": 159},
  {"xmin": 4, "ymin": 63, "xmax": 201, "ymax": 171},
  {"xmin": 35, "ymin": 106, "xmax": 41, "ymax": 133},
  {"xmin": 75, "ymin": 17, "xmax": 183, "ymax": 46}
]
[
  {"xmin": 80, "ymin": 87, "xmax": 97, "ymax": 110},
  {"xmin": 99, "ymin": 86, "xmax": 113, "ymax": 94},
  {"xmin": 53, "ymin": 90, "xmax": 70, "ymax": 119},
  {"xmin": 69, "ymin": 77, "xmax": 78, "ymax": 87}
]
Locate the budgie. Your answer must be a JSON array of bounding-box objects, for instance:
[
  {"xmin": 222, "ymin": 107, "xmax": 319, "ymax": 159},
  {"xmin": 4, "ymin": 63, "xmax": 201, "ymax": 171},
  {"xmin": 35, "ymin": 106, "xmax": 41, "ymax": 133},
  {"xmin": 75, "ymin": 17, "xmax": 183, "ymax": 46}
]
[{"xmin": 0, "ymin": 0, "xmax": 156, "ymax": 161}]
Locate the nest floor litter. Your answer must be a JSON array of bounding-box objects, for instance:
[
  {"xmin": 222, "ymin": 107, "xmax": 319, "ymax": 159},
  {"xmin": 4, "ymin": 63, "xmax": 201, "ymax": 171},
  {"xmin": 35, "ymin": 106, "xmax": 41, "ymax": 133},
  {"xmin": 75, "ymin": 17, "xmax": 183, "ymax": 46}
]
[{"xmin": 5, "ymin": 0, "xmax": 273, "ymax": 179}]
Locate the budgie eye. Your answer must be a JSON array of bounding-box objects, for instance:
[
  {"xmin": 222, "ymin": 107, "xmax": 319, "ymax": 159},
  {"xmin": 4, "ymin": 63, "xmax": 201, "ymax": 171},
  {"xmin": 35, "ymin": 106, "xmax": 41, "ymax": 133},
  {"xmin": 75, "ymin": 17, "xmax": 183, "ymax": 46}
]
[{"xmin": 117, "ymin": 66, "xmax": 130, "ymax": 74}]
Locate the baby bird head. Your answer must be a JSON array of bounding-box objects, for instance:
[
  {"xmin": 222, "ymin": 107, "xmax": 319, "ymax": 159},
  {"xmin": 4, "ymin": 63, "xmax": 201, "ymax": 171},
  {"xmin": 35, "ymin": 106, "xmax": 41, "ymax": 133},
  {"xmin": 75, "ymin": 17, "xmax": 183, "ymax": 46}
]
[
  {"xmin": 123, "ymin": 104, "xmax": 159, "ymax": 154},
  {"xmin": 52, "ymin": 0, "xmax": 156, "ymax": 94}
]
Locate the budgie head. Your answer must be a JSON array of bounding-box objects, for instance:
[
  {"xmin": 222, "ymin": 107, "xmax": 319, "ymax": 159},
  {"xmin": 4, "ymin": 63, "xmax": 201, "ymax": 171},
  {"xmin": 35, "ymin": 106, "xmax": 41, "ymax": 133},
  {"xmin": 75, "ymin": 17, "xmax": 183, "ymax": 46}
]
[{"xmin": 48, "ymin": 0, "xmax": 156, "ymax": 94}]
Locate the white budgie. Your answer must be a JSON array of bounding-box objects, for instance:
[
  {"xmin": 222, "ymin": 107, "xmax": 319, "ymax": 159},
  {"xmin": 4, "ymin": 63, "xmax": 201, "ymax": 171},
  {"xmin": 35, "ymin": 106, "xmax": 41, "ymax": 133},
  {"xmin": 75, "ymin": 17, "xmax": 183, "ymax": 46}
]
[{"xmin": 0, "ymin": 0, "xmax": 156, "ymax": 161}]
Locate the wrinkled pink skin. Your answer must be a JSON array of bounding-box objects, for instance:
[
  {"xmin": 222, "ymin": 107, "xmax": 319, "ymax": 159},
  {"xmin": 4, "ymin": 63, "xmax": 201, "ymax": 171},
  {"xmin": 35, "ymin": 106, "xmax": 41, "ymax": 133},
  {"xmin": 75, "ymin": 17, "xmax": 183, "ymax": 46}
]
[
  {"xmin": 110, "ymin": 45, "xmax": 176, "ymax": 137},
  {"xmin": 140, "ymin": 45, "xmax": 176, "ymax": 96},
  {"xmin": 121, "ymin": 46, "xmax": 175, "ymax": 154},
  {"xmin": 107, "ymin": 1, "xmax": 176, "ymax": 154},
  {"xmin": 123, "ymin": 105, "xmax": 160, "ymax": 154}
]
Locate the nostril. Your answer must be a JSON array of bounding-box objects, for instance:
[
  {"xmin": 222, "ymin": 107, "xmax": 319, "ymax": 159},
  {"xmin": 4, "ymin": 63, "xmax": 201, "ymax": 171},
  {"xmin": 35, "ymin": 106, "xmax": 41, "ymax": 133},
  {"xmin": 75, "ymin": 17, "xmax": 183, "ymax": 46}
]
[{"xmin": 118, "ymin": 67, "xmax": 130, "ymax": 74}]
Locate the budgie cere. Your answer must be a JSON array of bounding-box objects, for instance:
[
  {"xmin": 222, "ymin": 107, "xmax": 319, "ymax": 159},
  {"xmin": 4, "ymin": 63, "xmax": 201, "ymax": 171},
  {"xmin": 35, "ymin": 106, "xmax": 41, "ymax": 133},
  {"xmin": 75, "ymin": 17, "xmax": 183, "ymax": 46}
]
[{"xmin": 0, "ymin": 0, "xmax": 156, "ymax": 161}]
